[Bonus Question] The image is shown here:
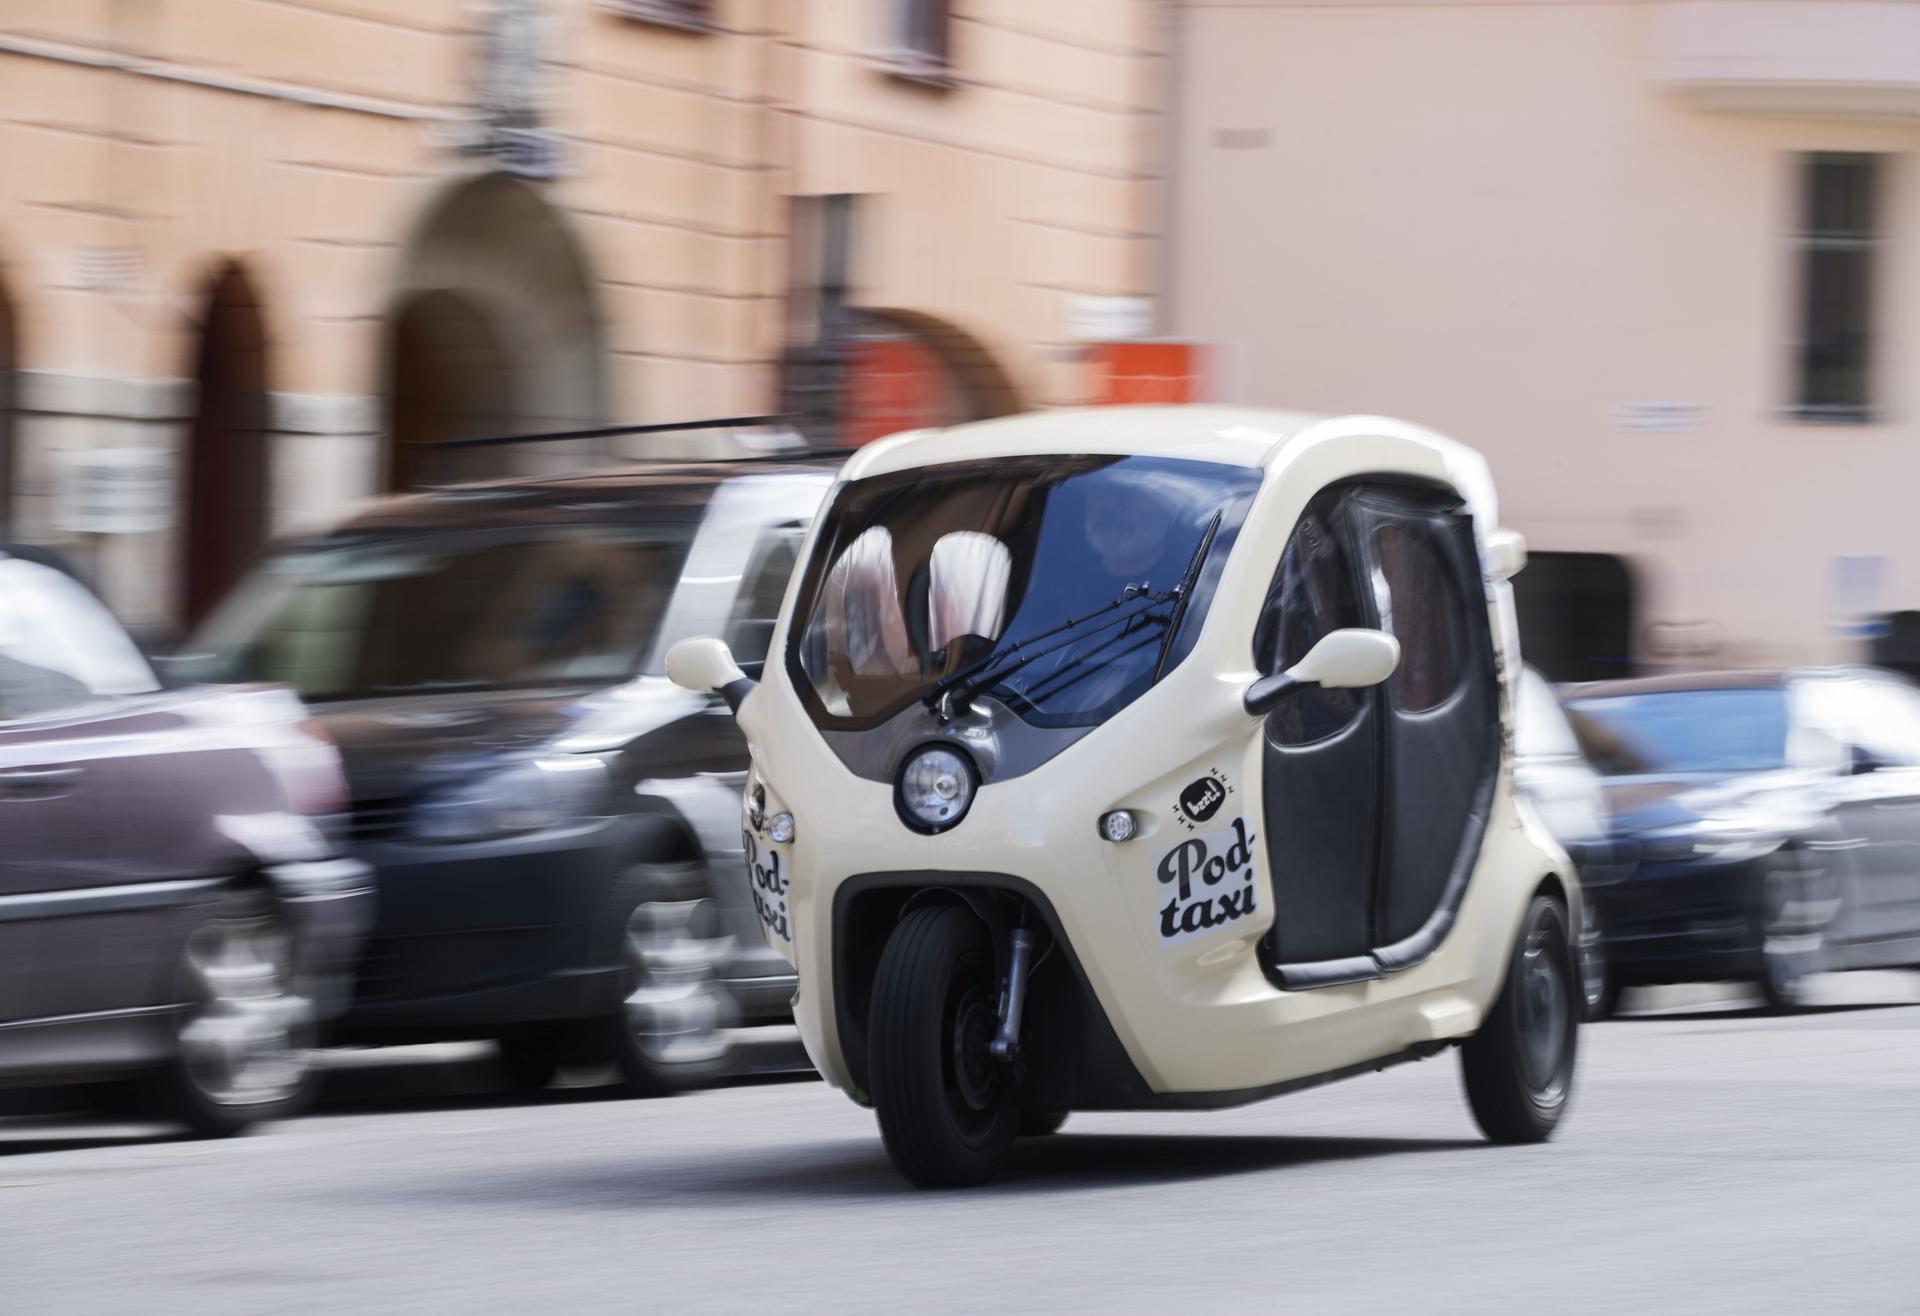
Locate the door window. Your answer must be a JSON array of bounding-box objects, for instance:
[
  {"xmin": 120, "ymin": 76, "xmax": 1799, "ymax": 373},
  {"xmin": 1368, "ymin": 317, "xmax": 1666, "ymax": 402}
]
[
  {"xmin": 1369, "ymin": 521, "xmax": 1464, "ymax": 714},
  {"xmin": 0, "ymin": 560, "xmax": 157, "ymax": 721},
  {"xmin": 726, "ymin": 523, "xmax": 806, "ymax": 667},
  {"xmin": 1255, "ymin": 499, "xmax": 1364, "ymax": 745}
]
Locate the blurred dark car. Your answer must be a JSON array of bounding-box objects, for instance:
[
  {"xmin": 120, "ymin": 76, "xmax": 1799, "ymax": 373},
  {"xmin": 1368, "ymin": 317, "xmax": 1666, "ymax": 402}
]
[
  {"xmin": 0, "ymin": 546, "xmax": 371, "ymax": 1135},
  {"xmin": 183, "ymin": 462, "xmax": 833, "ymax": 1092},
  {"xmin": 1564, "ymin": 668, "xmax": 1920, "ymax": 1015},
  {"xmin": 1512, "ymin": 664, "xmax": 1625, "ymax": 1016}
]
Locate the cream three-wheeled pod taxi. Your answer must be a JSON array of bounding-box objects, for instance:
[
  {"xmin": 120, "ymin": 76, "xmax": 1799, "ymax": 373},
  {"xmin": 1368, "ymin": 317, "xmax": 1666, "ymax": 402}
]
[{"xmin": 668, "ymin": 406, "xmax": 1580, "ymax": 1188}]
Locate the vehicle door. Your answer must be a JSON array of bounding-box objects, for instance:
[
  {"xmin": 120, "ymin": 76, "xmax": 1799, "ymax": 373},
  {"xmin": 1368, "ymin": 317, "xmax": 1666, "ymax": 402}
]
[
  {"xmin": 1800, "ymin": 673, "xmax": 1920, "ymax": 945},
  {"xmin": 1252, "ymin": 487, "xmax": 1381, "ymax": 985},
  {"xmin": 0, "ymin": 558, "xmax": 195, "ymax": 1023},
  {"xmin": 1346, "ymin": 488, "xmax": 1500, "ymax": 970}
]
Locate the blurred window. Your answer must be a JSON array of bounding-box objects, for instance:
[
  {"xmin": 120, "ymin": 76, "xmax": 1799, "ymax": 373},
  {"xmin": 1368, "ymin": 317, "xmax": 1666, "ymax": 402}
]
[
  {"xmin": 1566, "ymin": 687, "xmax": 1788, "ymax": 777},
  {"xmin": 1370, "ymin": 521, "xmax": 1464, "ymax": 714},
  {"xmin": 610, "ymin": 0, "xmax": 713, "ymax": 33},
  {"xmin": 193, "ymin": 525, "xmax": 693, "ymax": 701},
  {"xmin": 1793, "ymin": 152, "xmax": 1879, "ymax": 423},
  {"xmin": 1256, "ymin": 495, "xmax": 1364, "ymax": 746},
  {"xmin": 725, "ymin": 523, "xmax": 806, "ymax": 667},
  {"xmin": 1796, "ymin": 675, "xmax": 1920, "ymax": 768},
  {"xmin": 890, "ymin": 0, "xmax": 952, "ymax": 78},
  {"xmin": 0, "ymin": 559, "xmax": 158, "ymax": 721}
]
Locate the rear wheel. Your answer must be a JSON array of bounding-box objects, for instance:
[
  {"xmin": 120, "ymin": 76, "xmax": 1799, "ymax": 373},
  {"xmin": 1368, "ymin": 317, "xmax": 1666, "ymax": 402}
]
[
  {"xmin": 1756, "ymin": 848, "xmax": 1831, "ymax": 1014},
  {"xmin": 603, "ymin": 861, "xmax": 736, "ymax": 1096},
  {"xmin": 157, "ymin": 891, "xmax": 314, "ymax": 1138},
  {"xmin": 1462, "ymin": 893, "xmax": 1578, "ymax": 1145},
  {"xmin": 869, "ymin": 904, "xmax": 1021, "ymax": 1187}
]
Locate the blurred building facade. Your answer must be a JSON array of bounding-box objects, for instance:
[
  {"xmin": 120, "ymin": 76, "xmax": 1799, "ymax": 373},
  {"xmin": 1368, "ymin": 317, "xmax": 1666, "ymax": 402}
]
[
  {"xmin": 0, "ymin": 0, "xmax": 1165, "ymax": 627},
  {"xmin": 1172, "ymin": 0, "xmax": 1920, "ymax": 677}
]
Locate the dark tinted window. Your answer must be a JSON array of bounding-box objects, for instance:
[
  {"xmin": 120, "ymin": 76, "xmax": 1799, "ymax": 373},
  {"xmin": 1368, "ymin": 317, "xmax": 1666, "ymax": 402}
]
[
  {"xmin": 1371, "ymin": 522, "xmax": 1463, "ymax": 713},
  {"xmin": 1794, "ymin": 152, "xmax": 1879, "ymax": 422},
  {"xmin": 789, "ymin": 455, "xmax": 1260, "ymax": 729},
  {"xmin": 1566, "ymin": 688, "xmax": 1789, "ymax": 777},
  {"xmin": 195, "ymin": 525, "xmax": 693, "ymax": 700},
  {"xmin": 1255, "ymin": 499, "xmax": 1362, "ymax": 745}
]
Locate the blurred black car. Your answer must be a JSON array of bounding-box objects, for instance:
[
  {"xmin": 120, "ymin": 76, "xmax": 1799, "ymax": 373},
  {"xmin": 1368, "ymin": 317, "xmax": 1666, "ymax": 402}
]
[
  {"xmin": 0, "ymin": 546, "xmax": 371, "ymax": 1135},
  {"xmin": 1565, "ymin": 668, "xmax": 1920, "ymax": 1015},
  {"xmin": 184, "ymin": 462, "xmax": 832, "ymax": 1092}
]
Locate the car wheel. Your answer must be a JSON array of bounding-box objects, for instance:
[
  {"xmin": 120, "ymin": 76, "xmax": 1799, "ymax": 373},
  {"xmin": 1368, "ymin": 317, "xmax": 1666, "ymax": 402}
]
[
  {"xmin": 1462, "ymin": 893, "xmax": 1579, "ymax": 1145},
  {"xmin": 1579, "ymin": 920, "xmax": 1620, "ymax": 1021},
  {"xmin": 157, "ymin": 891, "xmax": 314, "ymax": 1138},
  {"xmin": 868, "ymin": 904, "xmax": 1022, "ymax": 1187},
  {"xmin": 604, "ymin": 861, "xmax": 736, "ymax": 1097},
  {"xmin": 1756, "ymin": 848, "xmax": 1832, "ymax": 1014}
]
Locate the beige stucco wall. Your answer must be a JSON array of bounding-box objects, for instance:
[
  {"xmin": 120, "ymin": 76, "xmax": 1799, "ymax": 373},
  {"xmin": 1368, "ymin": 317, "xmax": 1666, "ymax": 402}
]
[
  {"xmin": 0, "ymin": 0, "xmax": 1165, "ymax": 626},
  {"xmin": 1174, "ymin": 0, "xmax": 1920, "ymax": 670}
]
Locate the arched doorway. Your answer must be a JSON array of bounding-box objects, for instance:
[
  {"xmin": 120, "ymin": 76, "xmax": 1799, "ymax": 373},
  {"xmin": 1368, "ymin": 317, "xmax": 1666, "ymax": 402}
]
[
  {"xmin": 386, "ymin": 290, "xmax": 516, "ymax": 490},
  {"xmin": 182, "ymin": 264, "xmax": 270, "ymax": 625},
  {"xmin": 384, "ymin": 172, "xmax": 607, "ymax": 490},
  {"xmin": 839, "ymin": 308, "xmax": 1020, "ymax": 447}
]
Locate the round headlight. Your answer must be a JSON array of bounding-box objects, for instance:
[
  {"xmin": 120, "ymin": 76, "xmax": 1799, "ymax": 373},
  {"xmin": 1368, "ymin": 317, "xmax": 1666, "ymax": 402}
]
[{"xmin": 896, "ymin": 744, "xmax": 977, "ymax": 834}]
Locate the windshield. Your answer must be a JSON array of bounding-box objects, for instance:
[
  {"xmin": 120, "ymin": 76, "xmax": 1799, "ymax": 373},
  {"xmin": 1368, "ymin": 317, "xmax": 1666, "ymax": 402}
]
[
  {"xmin": 1565, "ymin": 687, "xmax": 1789, "ymax": 777},
  {"xmin": 788, "ymin": 455, "xmax": 1262, "ymax": 729},
  {"xmin": 194, "ymin": 524, "xmax": 692, "ymax": 700}
]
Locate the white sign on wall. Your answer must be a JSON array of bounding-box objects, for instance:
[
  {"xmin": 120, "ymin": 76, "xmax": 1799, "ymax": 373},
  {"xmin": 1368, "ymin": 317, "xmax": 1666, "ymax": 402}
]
[
  {"xmin": 1615, "ymin": 401, "xmax": 1706, "ymax": 432},
  {"xmin": 51, "ymin": 449, "xmax": 174, "ymax": 535},
  {"xmin": 1063, "ymin": 295, "xmax": 1155, "ymax": 343}
]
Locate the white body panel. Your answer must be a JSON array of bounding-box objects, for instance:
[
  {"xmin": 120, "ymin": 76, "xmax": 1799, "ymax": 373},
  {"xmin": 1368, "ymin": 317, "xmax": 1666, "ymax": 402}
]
[{"xmin": 735, "ymin": 406, "xmax": 1573, "ymax": 1100}]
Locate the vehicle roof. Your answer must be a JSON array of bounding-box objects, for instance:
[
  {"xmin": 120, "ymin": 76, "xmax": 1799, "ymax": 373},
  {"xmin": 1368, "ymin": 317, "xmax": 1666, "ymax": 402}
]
[
  {"xmin": 1562, "ymin": 667, "xmax": 1899, "ymax": 699},
  {"xmin": 842, "ymin": 406, "xmax": 1336, "ymax": 479},
  {"xmin": 313, "ymin": 459, "xmax": 835, "ymax": 538}
]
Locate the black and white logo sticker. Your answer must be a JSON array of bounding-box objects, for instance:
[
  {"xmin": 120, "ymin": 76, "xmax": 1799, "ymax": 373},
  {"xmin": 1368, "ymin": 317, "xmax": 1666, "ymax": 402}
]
[
  {"xmin": 1173, "ymin": 768, "xmax": 1233, "ymax": 831},
  {"xmin": 1155, "ymin": 816, "xmax": 1259, "ymax": 945}
]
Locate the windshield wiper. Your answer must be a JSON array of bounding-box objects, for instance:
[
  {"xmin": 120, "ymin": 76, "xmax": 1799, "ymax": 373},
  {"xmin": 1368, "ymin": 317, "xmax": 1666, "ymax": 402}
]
[
  {"xmin": 927, "ymin": 584, "xmax": 1178, "ymax": 720},
  {"xmin": 1151, "ymin": 510, "xmax": 1223, "ymax": 681}
]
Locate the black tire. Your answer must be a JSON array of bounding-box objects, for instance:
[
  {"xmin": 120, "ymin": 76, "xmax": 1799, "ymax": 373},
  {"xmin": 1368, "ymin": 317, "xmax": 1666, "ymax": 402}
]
[
  {"xmin": 600, "ymin": 860, "xmax": 735, "ymax": 1097},
  {"xmin": 155, "ymin": 890, "xmax": 315, "ymax": 1138},
  {"xmin": 1578, "ymin": 911, "xmax": 1620, "ymax": 1021},
  {"xmin": 1755, "ymin": 847, "xmax": 1830, "ymax": 1014},
  {"xmin": 869, "ymin": 904, "xmax": 1021, "ymax": 1187},
  {"xmin": 1018, "ymin": 1108, "xmax": 1069, "ymax": 1138},
  {"xmin": 1462, "ymin": 893, "xmax": 1579, "ymax": 1145}
]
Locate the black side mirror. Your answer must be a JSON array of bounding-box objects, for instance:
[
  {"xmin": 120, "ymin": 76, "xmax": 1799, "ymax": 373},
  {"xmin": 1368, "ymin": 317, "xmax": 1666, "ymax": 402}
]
[{"xmin": 1850, "ymin": 744, "xmax": 1884, "ymax": 776}]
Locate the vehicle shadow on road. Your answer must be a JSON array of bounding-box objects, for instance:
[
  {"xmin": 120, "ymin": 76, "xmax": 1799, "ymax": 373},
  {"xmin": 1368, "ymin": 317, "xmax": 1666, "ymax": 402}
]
[
  {"xmin": 375, "ymin": 1131, "xmax": 1477, "ymax": 1209},
  {"xmin": 1608, "ymin": 1000, "xmax": 1916, "ymax": 1025}
]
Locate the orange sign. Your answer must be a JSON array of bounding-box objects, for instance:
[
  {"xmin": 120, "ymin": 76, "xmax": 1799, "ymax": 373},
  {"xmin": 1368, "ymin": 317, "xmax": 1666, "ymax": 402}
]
[
  {"xmin": 843, "ymin": 335, "xmax": 961, "ymax": 446},
  {"xmin": 1089, "ymin": 342, "xmax": 1208, "ymax": 405}
]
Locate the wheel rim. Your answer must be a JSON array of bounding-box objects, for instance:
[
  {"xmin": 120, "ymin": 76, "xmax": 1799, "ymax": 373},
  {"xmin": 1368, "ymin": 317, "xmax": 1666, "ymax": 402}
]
[
  {"xmin": 941, "ymin": 957, "xmax": 1004, "ymax": 1145},
  {"xmin": 622, "ymin": 898, "xmax": 734, "ymax": 1068},
  {"xmin": 1579, "ymin": 922, "xmax": 1608, "ymax": 1015},
  {"xmin": 1761, "ymin": 853, "xmax": 1828, "ymax": 1007},
  {"xmin": 1517, "ymin": 920, "xmax": 1572, "ymax": 1105},
  {"xmin": 177, "ymin": 912, "xmax": 311, "ymax": 1108}
]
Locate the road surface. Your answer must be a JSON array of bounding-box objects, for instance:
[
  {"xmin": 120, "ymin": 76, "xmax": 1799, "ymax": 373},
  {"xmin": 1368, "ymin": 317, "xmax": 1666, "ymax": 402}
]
[{"xmin": 3, "ymin": 977, "xmax": 1918, "ymax": 1314}]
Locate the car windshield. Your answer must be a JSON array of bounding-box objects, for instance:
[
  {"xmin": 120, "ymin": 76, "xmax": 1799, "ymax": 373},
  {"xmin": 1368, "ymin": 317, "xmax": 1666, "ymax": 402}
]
[
  {"xmin": 193, "ymin": 524, "xmax": 693, "ymax": 700},
  {"xmin": 787, "ymin": 454, "xmax": 1262, "ymax": 729},
  {"xmin": 1565, "ymin": 687, "xmax": 1789, "ymax": 777}
]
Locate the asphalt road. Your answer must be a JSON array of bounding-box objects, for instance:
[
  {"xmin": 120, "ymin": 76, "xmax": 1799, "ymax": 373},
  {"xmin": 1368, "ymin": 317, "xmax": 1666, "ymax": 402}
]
[{"xmin": 4, "ymin": 975, "xmax": 1919, "ymax": 1315}]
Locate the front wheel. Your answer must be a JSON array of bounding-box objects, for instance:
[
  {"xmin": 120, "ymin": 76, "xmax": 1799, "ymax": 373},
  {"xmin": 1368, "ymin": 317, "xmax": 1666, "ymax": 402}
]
[
  {"xmin": 603, "ymin": 862, "xmax": 736, "ymax": 1096},
  {"xmin": 869, "ymin": 904, "xmax": 1021, "ymax": 1187},
  {"xmin": 157, "ymin": 891, "xmax": 314, "ymax": 1138},
  {"xmin": 1462, "ymin": 893, "xmax": 1579, "ymax": 1145}
]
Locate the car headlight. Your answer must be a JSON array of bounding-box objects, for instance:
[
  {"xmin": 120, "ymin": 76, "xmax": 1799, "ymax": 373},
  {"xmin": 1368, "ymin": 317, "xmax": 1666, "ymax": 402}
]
[
  {"xmin": 896, "ymin": 744, "xmax": 976, "ymax": 834},
  {"xmin": 410, "ymin": 756, "xmax": 609, "ymax": 844}
]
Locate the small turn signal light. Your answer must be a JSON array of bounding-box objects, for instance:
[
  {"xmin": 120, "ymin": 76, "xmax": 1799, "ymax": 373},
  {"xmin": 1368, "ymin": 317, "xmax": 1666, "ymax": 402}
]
[{"xmin": 1098, "ymin": 810, "xmax": 1137, "ymax": 843}]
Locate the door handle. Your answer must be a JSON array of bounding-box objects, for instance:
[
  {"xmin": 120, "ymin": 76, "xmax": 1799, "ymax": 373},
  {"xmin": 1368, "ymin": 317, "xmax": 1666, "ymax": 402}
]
[{"xmin": 0, "ymin": 766, "xmax": 84, "ymax": 791}]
